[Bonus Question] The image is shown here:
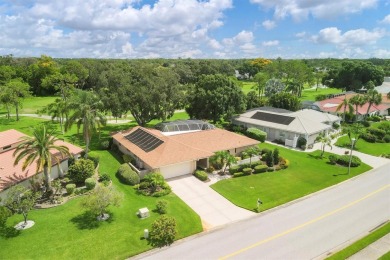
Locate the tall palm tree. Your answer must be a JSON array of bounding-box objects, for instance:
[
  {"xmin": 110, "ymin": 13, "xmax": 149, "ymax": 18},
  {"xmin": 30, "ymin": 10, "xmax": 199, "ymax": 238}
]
[
  {"xmin": 349, "ymin": 94, "xmax": 366, "ymax": 122},
  {"xmin": 336, "ymin": 96, "xmax": 354, "ymax": 122},
  {"xmin": 66, "ymin": 90, "xmax": 106, "ymax": 158},
  {"xmin": 365, "ymin": 89, "xmax": 382, "ymax": 118},
  {"xmin": 13, "ymin": 125, "xmax": 71, "ymax": 190}
]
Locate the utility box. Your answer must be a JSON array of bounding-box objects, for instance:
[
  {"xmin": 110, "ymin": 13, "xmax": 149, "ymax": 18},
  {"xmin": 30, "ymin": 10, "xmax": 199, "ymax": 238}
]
[
  {"xmin": 144, "ymin": 229, "xmax": 149, "ymax": 239},
  {"xmin": 138, "ymin": 207, "xmax": 150, "ymax": 219}
]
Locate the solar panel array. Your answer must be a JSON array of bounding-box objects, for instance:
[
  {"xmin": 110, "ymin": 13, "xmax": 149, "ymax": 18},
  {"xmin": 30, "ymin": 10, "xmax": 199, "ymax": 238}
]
[
  {"xmin": 125, "ymin": 128, "xmax": 164, "ymax": 152},
  {"xmin": 251, "ymin": 111, "xmax": 295, "ymax": 125}
]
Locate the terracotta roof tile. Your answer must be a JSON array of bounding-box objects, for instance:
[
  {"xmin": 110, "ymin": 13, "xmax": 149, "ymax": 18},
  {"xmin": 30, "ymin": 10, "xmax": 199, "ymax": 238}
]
[{"xmin": 0, "ymin": 129, "xmax": 26, "ymax": 148}]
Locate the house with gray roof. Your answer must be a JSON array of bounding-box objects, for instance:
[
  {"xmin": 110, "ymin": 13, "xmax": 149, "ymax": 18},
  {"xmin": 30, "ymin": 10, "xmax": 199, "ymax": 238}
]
[{"xmin": 232, "ymin": 107, "xmax": 341, "ymax": 148}]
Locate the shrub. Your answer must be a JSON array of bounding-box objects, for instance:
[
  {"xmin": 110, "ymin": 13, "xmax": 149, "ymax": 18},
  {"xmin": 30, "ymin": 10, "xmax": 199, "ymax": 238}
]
[
  {"xmin": 378, "ymin": 121, "xmax": 390, "ymax": 133},
  {"xmin": 122, "ymin": 154, "xmax": 136, "ymax": 165},
  {"xmin": 246, "ymin": 128, "xmax": 267, "ymax": 142},
  {"xmin": 297, "ymin": 137, "xmax": 307, "ymax": 149},
  {"xmin": 274, "ymin": 165, "xmax": 281, "ymax": 171},
  {"xmin": 384, "ymin": 135, "xmax": 390, "ymax": 143},
  {"xmin": 265, "ymin": 150, "xmax": 274, "ymax": 167},
  {"xmin": 156, "ymin": 200, "xmax": 168, "ymax": 214},
  {"xmin": 229, "ymin": 165, "xmax": 240, "ymax": 174},
  {"xmin": 267, "ymin": 167, "xmax": 274, "ymax": 172},
  {"xmin": 261, "ymin": 148, "xmax": 270, "ymax": 155},
  {"xmin": 315, "ymin": 94, "xmax": 327, "ymax": 101},
  {"xmin": 233, "ymin": 172, "xmax": 245, "ymax": 178},
  {"xmin": 337, "ymin": 155, "xmax": 361, "ymax": 167},
  {"xmin": 231, "ymin": 124, "xmax": 247, "ymax": 133},
  {"xmin": 117, "ymin": 164, "xmax": 140, "ymax": 185},
  {"xmin": 138, "ymin": 172, "xmax": 171, "ymax": 197},
  {"xmin": 250, "ymin": 161, "xmax": 263, "ymax": 168},
  {"xmin": 238, "ymin": 163, "xmax": 251, "ymax": 171},
  {"xmin": 100, "ymin": 140, "xmax": 110, "ymax": 150},
  {"xmin": 273, "ymin": 148, "xmax": 280, "ymax": 164},
  {"xmin": 253, "ymin": 165, "xmax": 267, "ymax": 174},
  {"xmin": 361, "ymin": 120, "xmax": 370, "ymax": 127},
  {"xmin": 87, "ymin": 153, "xmax": 100, "ymax": 168},
  {"xmin": 205, "ymin": 166, "xmax": 215, "ymax": 173},
  {"xmin": 149, "ymin": 215, "xmax": 177, "ymax": 247},
  {"xmin": 85, "ymin": 178, "xmax": 96, "ymax": 190},
  {"xmin": 99, "ymin": 173, "xmax": 111, "ymax": 182},
  {"xmin": 332, "ymin": 122, "xmax": 340, "ymax": 130},
  {"xmin": 193, "ymin": 170, "xmax": 208, "ymax": 181},
  {"xmin": 361, "ymin": 133, "xmax": 376, "ymax": 143},
  {"xmin": 66, "ymin": 184, "xmax": 76, "ymax": 194},
  {"xmin": 235, "ymin": 156, "xmax": 241, "ymax": 162},
  {"xmin": 242, "ymin": 168, "xmax": 252, "ymax": 175},
  {"xmin": 367, "ymin": 128, "xmax": 386, "ymax": 139},
  {"xmin": 279, "ymin": 158, "xmax": 289, "ymax": 169},
  {"xmin": 68, "ymin": 159, "xmax": 95, "ymax": 183},
  {"xmin": 328, "ymin": 154, "xmax": 338, "ymax": 165}
]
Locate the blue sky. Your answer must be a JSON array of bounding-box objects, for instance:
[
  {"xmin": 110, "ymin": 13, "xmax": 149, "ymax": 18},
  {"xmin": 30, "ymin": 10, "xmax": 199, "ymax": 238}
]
[{"xmin": 0, "ymin": 0, "xmax": 389, "ymax": 59}]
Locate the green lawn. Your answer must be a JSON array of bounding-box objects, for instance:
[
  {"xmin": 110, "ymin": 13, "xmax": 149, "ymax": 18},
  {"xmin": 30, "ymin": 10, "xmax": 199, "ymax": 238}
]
[
  {"xmin": 241, "ymin": 81, "xmax": 256, "ymax": 94},
  {"xmin": 0, "ymin": 96, "xmax": 57, "ymax": 116},
  {"xmin": 0, "ymin": 117, "xmax": 202, "ymax": 259},
  {"xmin": 211, "ymin": 143, "xmax": 372, "ymax": 212},
  {"xmin": 300, "ymin": 87, "xmax": 342, "ymax": 101},
  {"xmin": 327, "ymin": 221, "xmax": 390, "ymax": 260},
  {"xmin": 335, "ymin": 122, "xmax": 390, "ymax": 157}
]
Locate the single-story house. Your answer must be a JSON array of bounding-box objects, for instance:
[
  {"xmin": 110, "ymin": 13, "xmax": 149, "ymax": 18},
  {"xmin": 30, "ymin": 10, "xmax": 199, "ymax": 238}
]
[
  {"xmin": 314, "ymin": 93, "xmax": 389, "ymax": 120},
  {"xmin": 112, "ymin": 120, "xmax": 259, "ymax": 179},
  {"xmin": 232, "ymin": 107, "xmax": 341, "ymax": 147},
  {"xmin": 0, "ymin": 129, "xmax": 83, "ymax": 199}
]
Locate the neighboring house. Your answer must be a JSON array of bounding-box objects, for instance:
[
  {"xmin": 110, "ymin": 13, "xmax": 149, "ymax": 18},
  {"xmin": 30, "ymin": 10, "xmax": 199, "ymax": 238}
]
[
  {"xmin": 112, "ymin": 120, "xmax": 259, "ymax": 179},
  {"xmin": 0, "ymin": 129, "xmax": 83, "ymax": 199},
  {"xmin": 315, "ymin": 93, "xmax": 389, "ymax": 120},
  {"xmin": 232, "ymin": 107, "xmax": 341, "ymax": 148}
]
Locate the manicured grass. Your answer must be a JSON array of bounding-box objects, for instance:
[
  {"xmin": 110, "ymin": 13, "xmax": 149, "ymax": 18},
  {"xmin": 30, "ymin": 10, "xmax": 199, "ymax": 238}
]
[
  {"xmin": 0, "ymin": 96, "xmax": 57, "ymax": 116},
  {"xmin": 300, "ymin": 87, "xmax": 342, "ymax": 101},
  {"xmin": 327, "ymin": 221, "xmax": 390, "ymax": 260},
  {"xmin": 211, "ymin": 143, "xmax": 372, "ymax": 212},
  {"xmin": 0, "ymin": 117, "xmax": 202, "ymax": 259},
  {"xmin": 241, "ymin": 81, "xmax": 256, "ymax": 94},
  {"xmin": 380, "ymin": 251, "xmax": 390, "ymax": 259}
]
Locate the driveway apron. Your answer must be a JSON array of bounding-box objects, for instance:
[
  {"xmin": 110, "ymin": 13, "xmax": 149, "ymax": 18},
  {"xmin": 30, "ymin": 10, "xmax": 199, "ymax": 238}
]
[{"xmin": 168, "ymin": 175, "xmax": 255, "ymax": 229}]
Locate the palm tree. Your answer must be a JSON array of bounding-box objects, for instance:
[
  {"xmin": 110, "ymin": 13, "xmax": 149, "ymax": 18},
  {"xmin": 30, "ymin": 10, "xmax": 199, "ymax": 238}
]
[
  {"xmin": 349, "ymin": 95, "xmax": 366, "ymax": 122},
  {"xmin": 316, "ymin": 133, "xmax": 332, "ymax": 158},
  {"xmin": 66, "ymin": 90, "xmax": 106, "ymax": 158},
  {"xmin": 243, "ymin": 146, "xmax": 260, "ymax": 167},
  {"xmin": 13, "ymin": 125, "xmax": 71, "ymax": 190},
  {"xmin": 336, "ymin": 96, "xmax": 354, "ymax": 122},
  {"xmin": 364, "ymin": 89, "xmax": 382, "ymax": 118},
  {"xmin": 210, "ymin": 151, "xmax": 237, "ymax": 174}
]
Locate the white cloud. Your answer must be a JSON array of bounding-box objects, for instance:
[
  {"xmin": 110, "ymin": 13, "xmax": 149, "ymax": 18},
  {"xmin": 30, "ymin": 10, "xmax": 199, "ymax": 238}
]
[
  {"xmin": 295, "ymin": 31, "xmax": 306, "ymax": 38},
  {"xmin": 312, "ymin": 27, "xmax": 386, "ymax": 47},
  {"xmin": 250, "ymin": 0, "xmax": 378, "ymax": 20},
  {"xmin": 262, "ymin": 20, "xmax": 276, "ymax": 30},
  {"xmin": 380, "ymin": 14, "xmax": 390, "ymax": 24},
  {"xmin": 0, "ymin": 0, "xmax": 233, "ymax": 58},
  {"xmin": 262, "ymin": 40, "xmax": 279, "ymax": 46}
]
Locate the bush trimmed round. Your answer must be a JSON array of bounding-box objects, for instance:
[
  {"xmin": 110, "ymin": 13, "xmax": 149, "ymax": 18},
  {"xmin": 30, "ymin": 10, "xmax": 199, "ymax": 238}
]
[
  {"xmin": 233, "ymin": 172, "xmax": 244, "ymax": 178},
  {"xmin": 229, "ymin": 165, "xmax": 240, "ymax": 174},
  {"xmin": 85, "ymin": 178, "xmax": 96, "ymax": 190},
  {"xmin": 194, "ymin": 170, "xmax": 208, "ymax": 181},
  {"xmin": 117, "ymin": 163, "xmax": 140, "ymax": 185},
  {"xmin": 254, "ymin": 165, "xmax": 268, "ymax": 174},
  {"xmin": 68, "ymin": 159, "xmax": 95, "ymax": 183},
  {"xmin": 242, "ymin": 167, "xmax": 252, "ymax": 175},
  {"xmin": 66, "ymin": 183, "xmax": 76, "ymax": 194}
]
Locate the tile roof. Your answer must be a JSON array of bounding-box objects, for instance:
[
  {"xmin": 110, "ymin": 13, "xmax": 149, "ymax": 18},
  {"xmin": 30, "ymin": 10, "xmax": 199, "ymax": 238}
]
[
  {"xmin": 0, "ymin": 129, "xmax": 83, "ymax": 191},
  {"xmin": 112, "ymin": 126, "xmax": 259, "ymax": 169},
  {"xmin": 0, "ymin": 129, "xmax": 26, "ymax": 148}
]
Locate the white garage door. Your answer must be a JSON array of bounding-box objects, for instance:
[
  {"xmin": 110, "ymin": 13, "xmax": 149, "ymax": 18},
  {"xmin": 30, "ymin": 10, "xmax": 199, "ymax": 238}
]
[{"xmin": 159, "ymin": 161, "xmax": 196, "ymax": 179}]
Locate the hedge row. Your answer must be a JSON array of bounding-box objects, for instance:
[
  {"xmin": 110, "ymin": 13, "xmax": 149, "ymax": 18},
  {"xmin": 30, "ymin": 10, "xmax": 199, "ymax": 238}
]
[
  {"xmin": 194, "ymin": 170, "xmax": 208, "ymax": 181},
  {"xmin": 246, "ymin": 128, "xmax": 267, "ymax": 142},
  {"xmin": 117, "ymin": 163, "xmax": 140, "ymax": 185},
  {"xmin": 328, "ymin": 154, "xmax": 361, "ymax": 167}
]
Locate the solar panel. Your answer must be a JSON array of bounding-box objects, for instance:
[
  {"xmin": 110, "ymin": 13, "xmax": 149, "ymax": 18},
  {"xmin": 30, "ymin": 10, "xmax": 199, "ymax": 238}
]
[
  {"xmin": 250, "ymin": 111, "xmax": 295, "ymax": 125},
  {"xmin": 125, "ymin": 128, "xmax": 164, "ymax": 152}
]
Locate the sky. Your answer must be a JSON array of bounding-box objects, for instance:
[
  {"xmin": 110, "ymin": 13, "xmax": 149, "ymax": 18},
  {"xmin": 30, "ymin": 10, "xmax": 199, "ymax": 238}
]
[{"xmin": 0, "ymin": 0, "xmax": 389, "ymax": 59}]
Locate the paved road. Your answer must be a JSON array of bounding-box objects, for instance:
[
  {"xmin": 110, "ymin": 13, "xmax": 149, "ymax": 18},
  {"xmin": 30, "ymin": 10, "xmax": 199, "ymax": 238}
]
[{"xmin": 139, "ymin": 163, "xmax": 390, "ymax": 260}]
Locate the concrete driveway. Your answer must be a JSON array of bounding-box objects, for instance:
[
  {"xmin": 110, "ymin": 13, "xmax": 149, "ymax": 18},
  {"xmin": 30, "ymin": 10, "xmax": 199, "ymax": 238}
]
[{"xmin": 168, "ymin": 175, "xmax": 255, "ymax": 230}]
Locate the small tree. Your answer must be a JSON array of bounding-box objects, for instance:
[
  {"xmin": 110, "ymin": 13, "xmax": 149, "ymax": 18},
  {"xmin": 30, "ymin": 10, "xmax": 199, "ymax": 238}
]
[
  {"xmin": 210, "ymin": 151, "xmax": 237, "ymax": 174},
  {"xmin": 81, "ymin": 185, "xmax": 122, "ymax": 220},
  {"xmin": 244, "ymin": 146, "xmax": 260, "ymax": 167},
  {"xmin": 149, "ymin": 215, "xmax": 177, "ymax": 247},
  {"xmin": 316, "ymin": 133, "xmax": 332, "ymax": 158},
  {"xmin": 265, "ymin": 150, "xmax": 274, "ymax": 167},
  {"xmin": 0, "ymin": 204, "xmax": 12, "ymax": 229},
  {"xmin": 273, "ymin": 148, "xmax": 280, "ymax": 164},
  {"xmin": 4, "ymin": 185, "xmax": 40, "ymax": 225},
  {"xmin": 68, "ymin": 158, "xmax": 95, "ymax": 183}
]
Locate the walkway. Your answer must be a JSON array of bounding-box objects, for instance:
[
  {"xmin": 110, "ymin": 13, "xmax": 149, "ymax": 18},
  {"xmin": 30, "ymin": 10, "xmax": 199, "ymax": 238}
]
[
  {"xmin": 348, "ymin": 233, "xmax": 390, "ymax": 260},
  {"xmin": 168, "ymin": 175, "xmax": 255, "ymax": 230}
]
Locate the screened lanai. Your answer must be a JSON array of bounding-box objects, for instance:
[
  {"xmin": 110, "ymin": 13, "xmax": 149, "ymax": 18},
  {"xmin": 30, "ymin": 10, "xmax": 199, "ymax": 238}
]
[{"xmin": 155, "ymin": 120, "xmax": 215, "ymax": 132}]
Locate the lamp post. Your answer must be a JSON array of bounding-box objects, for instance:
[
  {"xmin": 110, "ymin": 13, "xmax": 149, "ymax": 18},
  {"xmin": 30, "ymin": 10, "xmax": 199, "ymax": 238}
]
[
  {"xmin": 348, "ymin": 138, "xmax": 356, "ymax": 175},
  {"xmin": 257, "ymin": 198, "xmax": 262, "ymax": 212}
]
